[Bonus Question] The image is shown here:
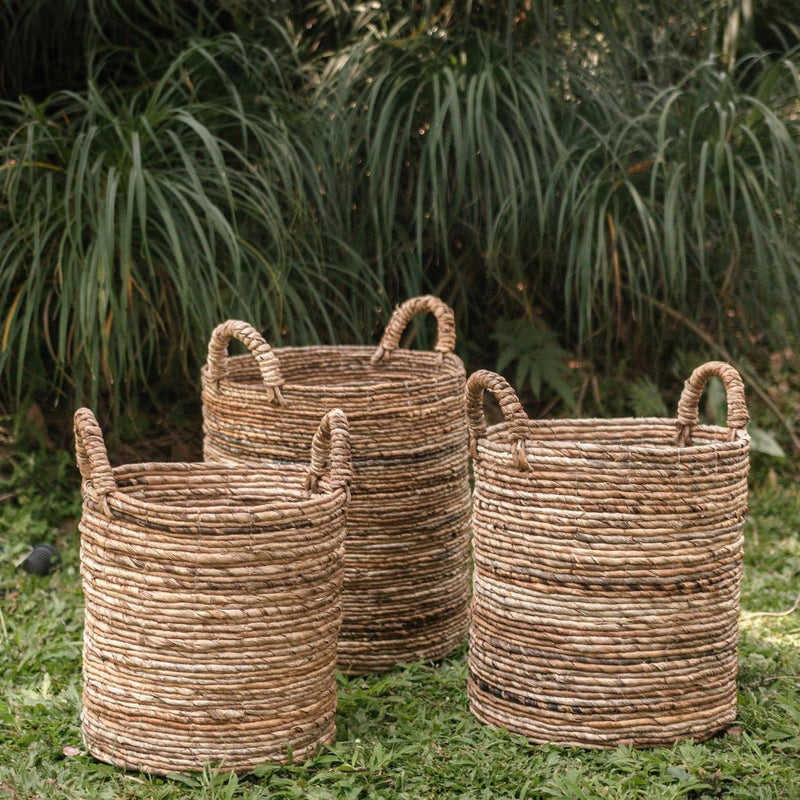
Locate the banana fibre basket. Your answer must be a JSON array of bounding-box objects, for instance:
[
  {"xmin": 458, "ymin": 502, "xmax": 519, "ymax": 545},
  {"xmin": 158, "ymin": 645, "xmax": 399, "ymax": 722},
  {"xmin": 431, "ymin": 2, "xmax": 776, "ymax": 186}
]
[
  {"xmin": 76, "ymin": 407, "xmax": 351, "ymax": 774},
  {"xmin": 201, "ymin": 295, "xmax": 471, "ymax": 674},
  {"xmin": 466, "ymin": 362, "xmax": 750, "ymax": 748}
]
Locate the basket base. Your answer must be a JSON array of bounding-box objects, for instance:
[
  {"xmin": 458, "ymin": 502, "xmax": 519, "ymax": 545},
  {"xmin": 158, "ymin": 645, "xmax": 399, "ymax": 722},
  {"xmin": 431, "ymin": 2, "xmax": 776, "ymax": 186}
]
[
  {"xmin": 468, "ymin": 675, "xmax": 737, "ymax": 749},
  {"xmin": 81, "ymin": 713, "xmax": 336, "ymax": 775}
]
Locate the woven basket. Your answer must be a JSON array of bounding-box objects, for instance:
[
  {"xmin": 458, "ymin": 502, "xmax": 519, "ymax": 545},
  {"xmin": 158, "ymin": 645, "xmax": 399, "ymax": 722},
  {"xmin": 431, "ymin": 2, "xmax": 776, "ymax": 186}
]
[
  {"xmin": 75, "ymin": 407, "xmax": 351, "ymax": 774},
  {"xmin": 465, "ymin": 362, "xmax": 750, "ymax": 748},
  {"xmin": 201, "ymin": 295, "xmax": 471, "ymax": 673}
]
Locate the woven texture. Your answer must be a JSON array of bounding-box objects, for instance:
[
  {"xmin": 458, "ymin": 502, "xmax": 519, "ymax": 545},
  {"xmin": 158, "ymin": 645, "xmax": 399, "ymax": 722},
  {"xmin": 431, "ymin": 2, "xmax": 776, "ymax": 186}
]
[
  {"xmin": 75, "ymin": 407, "xmax": 351, "ymax": 774},
  {"xmin": 201, "ymin": 296, "xmax": 471, "ymax": 673},
  {"xmin": 466, "ymin": 362, "xmax": 751, "ymax": 748}
]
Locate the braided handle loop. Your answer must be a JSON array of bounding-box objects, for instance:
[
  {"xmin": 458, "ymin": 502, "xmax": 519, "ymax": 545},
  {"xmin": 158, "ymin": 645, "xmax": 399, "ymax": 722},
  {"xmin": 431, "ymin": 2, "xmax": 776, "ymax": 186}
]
[
  {"xmin": 74, "ymin": 408, "xmax": 116, "ymax": 516},
  {"xmin": 206, "ymin": 320, "xmax": 285, "ymax": 406},
  {"xmin": 305, "ymin": 409, "xmax": 353, "ymax": 497},
  {"xmin": 676, "ymin": 361, "xmax": 749, "ymax": 446},
  {"xmin": 465, "ymin": 370, "xmax": 530, "ymax": 470},
  {"xmin": 371, "ymin": 295, "xmax": 456, "ymax": 365}
]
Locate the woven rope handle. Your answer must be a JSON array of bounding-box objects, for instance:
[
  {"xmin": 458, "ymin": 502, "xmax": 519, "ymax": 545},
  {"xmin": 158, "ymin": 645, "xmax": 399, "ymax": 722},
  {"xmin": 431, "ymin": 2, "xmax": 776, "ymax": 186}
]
[
  {"xmin": 676, "ymin": 361, "xmax": 750, "ymax": 446},
  {"xmin": 465, "ymin": 370, "xmax": 530, "ymax": 470},
  {"xmin": 371, "ymin": 295, "xmax": 456, "ymax": 364},
  {"xmin": 74, "ymin": 408, "xmax": 116, "ymax": 516},
  {"xmin": 305, "ymin": 409, "xmax": 353, "ymax": 497},
  {"xmin": 206, "ymin": 320, "xmax": 285, "ymax": 405}
]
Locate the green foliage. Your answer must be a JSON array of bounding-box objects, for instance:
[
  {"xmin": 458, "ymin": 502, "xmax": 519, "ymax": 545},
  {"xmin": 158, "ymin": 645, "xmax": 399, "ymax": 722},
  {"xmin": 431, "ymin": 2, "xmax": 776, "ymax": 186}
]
[
  {"xmin": 1, "ymin": 452, "xmax": 800, "ymax": 798},
  {"xmin": 493, "ymin": 317, "xmax": 577, "ymax": 411},
  {"xmin": 2, "ymin": 0, "xmax": 800, "ymax": 437},
  {"xmin": 628, "ymin": 376, "xmax": 669, "ymax": 418},
  {"xmin": 0, "ymin": 0, "xmax": 89, "ymax": 98},
  {"xmin": 321, "ymin": 28, "xmax": 565, "ymax": 303},
  {"xmin": 318, "ymin": 12, "xmax": 800, "ymax": 418},
  {"xmin": 0, "ymin": 34, "xmax": 378, "ymax": 415},
  {"xmin": 0, "ymin": 0, "xmax": 304, "ymax": 100}
]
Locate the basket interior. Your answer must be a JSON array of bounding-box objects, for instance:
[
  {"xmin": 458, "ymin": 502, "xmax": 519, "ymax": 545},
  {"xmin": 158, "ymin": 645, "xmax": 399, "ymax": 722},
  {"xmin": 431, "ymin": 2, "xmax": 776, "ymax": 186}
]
[
  {"xmin": 220, "ymin": 346, "xmax": 457, "ymax": 389},
  {"xmin": 489, "ymin": 417, "xmax": 740, "ymax": 450},
  {"xmin": 109, "ymin": 461, "xmax": 314, "ymax": 507}
]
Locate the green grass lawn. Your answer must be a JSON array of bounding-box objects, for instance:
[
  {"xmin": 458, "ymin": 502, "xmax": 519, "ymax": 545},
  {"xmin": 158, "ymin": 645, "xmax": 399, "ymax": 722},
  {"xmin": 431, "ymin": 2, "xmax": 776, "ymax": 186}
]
[{"xmin": 1, "ymin": 450, "xmax": 799, "ymax": 800}]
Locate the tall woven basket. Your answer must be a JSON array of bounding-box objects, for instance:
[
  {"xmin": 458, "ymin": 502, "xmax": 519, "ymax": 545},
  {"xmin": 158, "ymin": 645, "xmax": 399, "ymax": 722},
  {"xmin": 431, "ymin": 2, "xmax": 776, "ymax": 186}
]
[
  {"xmin": 466, "ymin": 362, "xmax": 751, "ymax": 748},
  {"xmin": 201, "ymin": 295, "xmax": 471, "ymax": 674},
  {"xmin": 75, "ymin": 407, "xmax": 351, "ymax": 774}
]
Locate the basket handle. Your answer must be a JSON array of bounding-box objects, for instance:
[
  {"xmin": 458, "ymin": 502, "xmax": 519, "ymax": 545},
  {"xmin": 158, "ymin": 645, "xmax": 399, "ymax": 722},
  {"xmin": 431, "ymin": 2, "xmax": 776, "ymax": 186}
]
[
  {"xmin": 465, "ymin": 370, "xmax": 530, "ymax": 470},
  {"xmin": 305, "ymin": 409, "xmax": 353, "ymax": 497},
  {"xmin": 206, "ymin": 320, "xmax": 285, "ymax": 406},
  {"xmin": 676, "ymin": 361, "xmax": 750, "ymax": 446},
  {"xmin": 371, "ymin": 295, "xmax": 456, "ymax": 364},
  {"xmin": 74, "ymin": 408, "xmax": 116, "ymax": 516}
]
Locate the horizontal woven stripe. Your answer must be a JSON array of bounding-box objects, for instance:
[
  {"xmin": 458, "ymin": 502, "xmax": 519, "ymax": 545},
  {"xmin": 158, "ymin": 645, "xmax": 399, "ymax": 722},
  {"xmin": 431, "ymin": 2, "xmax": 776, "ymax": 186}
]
[{"xmin": 466, "ymin": 365, "xmax": 750, "ymax": 748}]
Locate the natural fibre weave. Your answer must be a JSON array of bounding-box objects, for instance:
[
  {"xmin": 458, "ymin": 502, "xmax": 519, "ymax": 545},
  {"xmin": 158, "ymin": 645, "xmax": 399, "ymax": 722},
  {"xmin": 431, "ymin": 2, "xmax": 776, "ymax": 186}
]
[
  {"xmin": 75, "ymin": 407, "xmax": 351, "ymax": 774},
  {"xmin": 201, "ymin": 295, "xmax": 471, "ymax": 674},
  {"xmin": 466, "ymin": 362, "xmax": 750, "ymax": 748}
]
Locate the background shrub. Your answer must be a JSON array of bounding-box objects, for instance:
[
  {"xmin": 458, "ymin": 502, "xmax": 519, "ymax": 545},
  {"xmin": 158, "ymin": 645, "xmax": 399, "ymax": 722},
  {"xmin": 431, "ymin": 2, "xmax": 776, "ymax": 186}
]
[{"xmin": 2, "ymin": 1, "xmax": 799, "ymax": 442}]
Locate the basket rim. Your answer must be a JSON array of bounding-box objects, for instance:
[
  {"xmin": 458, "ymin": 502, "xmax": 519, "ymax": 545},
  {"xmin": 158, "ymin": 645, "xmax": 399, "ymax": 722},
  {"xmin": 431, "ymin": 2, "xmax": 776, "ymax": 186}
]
[
  {"xmin": 80, "ymin": 460, "xmax": 348, "ymax": 523},
  {"xmin": 201, "ymin": 344, "xmax": 465, "ymax": 394},
  {"xmin": 476, "ymin": 416, "xmax": 751, "ymax": 458}
]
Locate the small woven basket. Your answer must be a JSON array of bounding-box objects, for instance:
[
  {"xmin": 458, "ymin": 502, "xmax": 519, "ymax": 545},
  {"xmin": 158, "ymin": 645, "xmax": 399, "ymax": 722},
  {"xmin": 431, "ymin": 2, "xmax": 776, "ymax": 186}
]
[
  {"xmin": 75, "ymin": 407, "xmax": 351, "ymax": 774},
  {"xmin": 466, "ymin": 362, "xmax": 750, "ymax": 748},
  {"xmin": 201, "ymin": 295, "xmax": 471, "ymax": 673}
]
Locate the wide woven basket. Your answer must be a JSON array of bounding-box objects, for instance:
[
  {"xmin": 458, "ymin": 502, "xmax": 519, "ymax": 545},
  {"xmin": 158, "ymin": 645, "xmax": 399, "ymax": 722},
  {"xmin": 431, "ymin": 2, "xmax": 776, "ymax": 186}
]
[
  {"xmin": 201, "ymin": 295, "xmax": 471, "ymax": 673},
  {"xmin": 75, "ymin": 407, "xmax": 351, "ymax": 774},
  {"xmin": 466, "ymin": 362, "xmax": 750, "ymax": 748}
]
